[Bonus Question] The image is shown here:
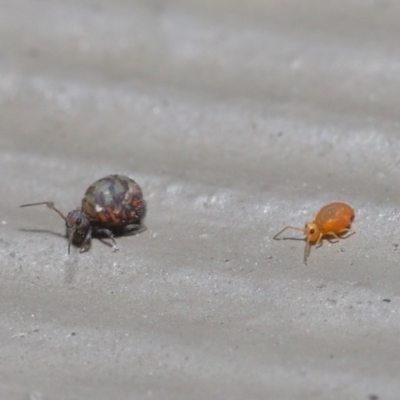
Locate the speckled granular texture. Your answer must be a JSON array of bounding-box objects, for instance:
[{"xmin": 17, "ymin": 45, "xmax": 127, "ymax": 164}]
[{"xmin": 2, "ymin": 1, "xmax": 400, "ymax": 399}]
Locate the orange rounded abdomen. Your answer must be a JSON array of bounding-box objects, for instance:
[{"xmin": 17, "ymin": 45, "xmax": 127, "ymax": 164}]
[{"xmin": 315, "ymin": 202, "xmax": 354, "ymax": 233}]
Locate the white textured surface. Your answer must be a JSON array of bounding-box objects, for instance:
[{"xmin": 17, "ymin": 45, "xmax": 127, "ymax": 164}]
[{"xmin": 1, "ymin": 1, "xmax": 400, "ymax": 399}]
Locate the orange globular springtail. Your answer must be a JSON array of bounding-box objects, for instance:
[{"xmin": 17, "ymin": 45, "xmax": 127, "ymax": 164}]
[{"xmin": 273, "ymin": 202, "xmax": 355, "ymax": 264}]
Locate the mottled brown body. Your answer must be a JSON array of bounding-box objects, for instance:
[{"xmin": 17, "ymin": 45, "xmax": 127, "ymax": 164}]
[
  {"xmin": 20, "ymin": 174, "xmax": 146, "ymax": 253},
  {"xmin": 82, "ymin": 175, "xmax": 146, "ymax": 229}
]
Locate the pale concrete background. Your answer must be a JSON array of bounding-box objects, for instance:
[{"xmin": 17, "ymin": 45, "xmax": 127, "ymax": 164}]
[{"xmin": 1, "ymin": 1, "xmax": 400, "ymax": 399}]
